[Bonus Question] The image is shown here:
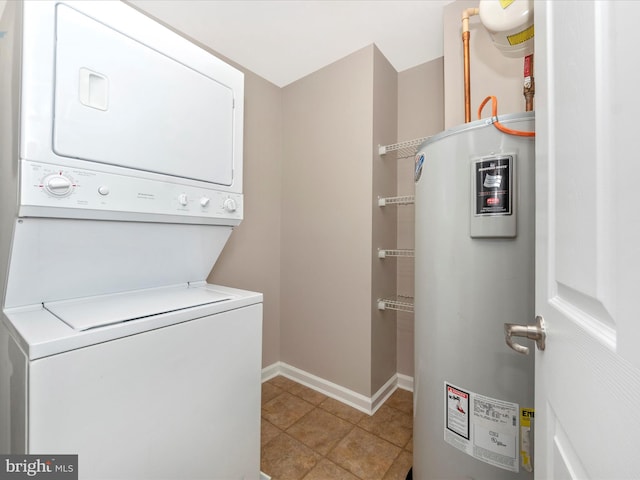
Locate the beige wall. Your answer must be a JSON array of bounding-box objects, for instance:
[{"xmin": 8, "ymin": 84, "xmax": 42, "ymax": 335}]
[
  {"xmin": 371, "ymin": 48, "xmax": 398, "ymax": 394},
  {"xmin": 395, "ymin": 58, "xmax": 445, "ymax": 377},
  {"xmin": 195, "ymin": 45, "xmax": 439, "ymax": 393},
  {"xmin": 211, "ymin": 48, "xmax": 440, "ymax": 393},
  {"xmin": 278, "ymin": 45, "xmax": 401, "ymax": 397},
  {"xmin": 444, "ymin": 0, "xmax": 526, "ymax": 128},
  {"xmin": 280, "ymin": 46, "xmax": 377, "ymax": 396}
]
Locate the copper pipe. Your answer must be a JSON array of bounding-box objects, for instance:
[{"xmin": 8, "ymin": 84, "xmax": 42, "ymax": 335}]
[
  {"xmin": 462, "ymin": 8, "xmax": 479, "ymax": 123},
  {"xmin": 524, "ymin": 77, "xmax": 535, "ymax": 111},
  {"xmin": 524, "ymin": 54, "xmax": 535, "ymax": 111},
  {"xmin": 463, "ymin": 31, "xmax": 471, "ymax": 122}
]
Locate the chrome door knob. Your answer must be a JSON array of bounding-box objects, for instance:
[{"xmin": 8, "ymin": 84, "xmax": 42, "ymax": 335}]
[{"xmin": 504, "ymin": 315, "xmax": 546, "ymax": 355}]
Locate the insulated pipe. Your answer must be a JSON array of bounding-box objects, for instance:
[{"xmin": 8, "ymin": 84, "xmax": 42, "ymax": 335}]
[{"xmin": 462, "ymin": 8, "xmax": 479, "ymax": 123}]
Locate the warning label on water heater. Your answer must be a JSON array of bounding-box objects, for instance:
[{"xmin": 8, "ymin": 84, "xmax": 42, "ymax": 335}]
[
  {"xmin": 444, "ymin": 382, "xmax": 520, "ymax": 472},
  {"xmin": 474, "ymin": 156, "xmax": 512, "ymax": 216},
  {"xmin": 446, "ymin": 385, "xmax": 470, "ymax": 439}
]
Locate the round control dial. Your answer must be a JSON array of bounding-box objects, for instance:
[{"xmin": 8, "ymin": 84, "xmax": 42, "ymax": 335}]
[
  {"xmin": 223, "ymin": 197, "xmax": 237, "ymax": 213},
  {"xmin": 178, "ymin": 193, "xmax": 189, "ymax": 206},
  {"xmin": 44, "ymin": 174, "xmax": 74, "ymax": 197}
]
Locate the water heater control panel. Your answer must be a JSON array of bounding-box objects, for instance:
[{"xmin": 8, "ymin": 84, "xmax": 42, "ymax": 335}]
[
  {"xmin": 470, "ymin": 154, "xmax": 516, "ymax": 238},
  {"xmin": 19, "ymin": 160, "xmax": 243, "ymax": 225}
]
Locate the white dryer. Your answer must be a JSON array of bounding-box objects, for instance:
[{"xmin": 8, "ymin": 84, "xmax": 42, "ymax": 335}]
[{"xmin": 0, "ymin": 2, "xmax": 261, "ymax": 478}]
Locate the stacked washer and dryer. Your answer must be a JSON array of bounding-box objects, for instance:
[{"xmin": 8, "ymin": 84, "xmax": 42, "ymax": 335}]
[{"xmin": 0, "ymin": 2, "xmax": 262, "ymax": 479}]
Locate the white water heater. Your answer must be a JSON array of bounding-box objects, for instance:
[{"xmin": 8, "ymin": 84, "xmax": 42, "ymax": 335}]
[{"xmin": 413, "ymin": 113, "xmax": 535, "ymax": 479}]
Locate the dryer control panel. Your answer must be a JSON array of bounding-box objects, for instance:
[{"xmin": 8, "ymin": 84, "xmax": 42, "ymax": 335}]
[{"xmin": 19, "ymin": 160, "xmax": 243, "ymax": 225}]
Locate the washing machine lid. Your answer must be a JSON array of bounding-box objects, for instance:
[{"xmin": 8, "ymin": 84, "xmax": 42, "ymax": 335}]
[{"xmin": 44, "ymin": 285, "xmax": 231, "ymax": 331}]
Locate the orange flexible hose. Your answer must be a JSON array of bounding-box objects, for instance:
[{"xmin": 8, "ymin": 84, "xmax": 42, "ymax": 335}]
[{"xmin": 477, "ymin": 96, "xmax": 535, "ymax": 137}]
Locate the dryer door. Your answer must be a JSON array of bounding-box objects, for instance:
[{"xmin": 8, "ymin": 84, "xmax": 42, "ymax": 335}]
[{"xmin": 52, "ymin": 4, "xmax": 236, "ymax": 186}]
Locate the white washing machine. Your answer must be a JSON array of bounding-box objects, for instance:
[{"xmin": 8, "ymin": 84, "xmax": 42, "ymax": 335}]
[
  {"xmin": 0, "ymin": 2, "xmax": 262, "ymax": 478},
  {"xmin": 2, "ymin": 283, "xmax": 262, "ymax": 479}
]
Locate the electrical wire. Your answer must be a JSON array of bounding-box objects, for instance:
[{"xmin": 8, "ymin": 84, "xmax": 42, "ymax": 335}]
[{"xmin": 477, "ymin": 95, "xmax": 535, "ymax": 137}]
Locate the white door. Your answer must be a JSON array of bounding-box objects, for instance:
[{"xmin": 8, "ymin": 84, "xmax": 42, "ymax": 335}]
[{"xmin": 535, "ymin": 1, "xmax": 640, "ymax": 478}]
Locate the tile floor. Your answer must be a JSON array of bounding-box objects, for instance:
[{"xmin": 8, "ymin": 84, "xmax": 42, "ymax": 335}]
[{"xmin": 261, "ymin": 376, "xmax": 413, "ymax": 480}]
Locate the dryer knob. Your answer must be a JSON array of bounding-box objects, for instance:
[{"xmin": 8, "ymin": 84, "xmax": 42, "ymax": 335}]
[
  {"xmin": 178, "ymin": 193, "xmax": 189, "ymax": 206},
  {"xmin": 200, "ymin": 196, "xmax": 210, "ymax": 208},
  {"xmin": 223, "ymin": 198, "xmax": 237, "ymax": 213},
  {"xmin": 44, "ymin": 174, "xmax": 73, "ymax": 196}
]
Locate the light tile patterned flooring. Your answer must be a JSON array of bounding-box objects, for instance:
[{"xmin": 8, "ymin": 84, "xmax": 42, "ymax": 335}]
[{"xmin": 261, "ymin": 376, "xmax": 413, "ymax": 480}]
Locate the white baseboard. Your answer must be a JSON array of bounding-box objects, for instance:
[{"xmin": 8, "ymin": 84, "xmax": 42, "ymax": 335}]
[
  {"xmin": 261, "ymin": 362, "xmax": 281, "ymax": 383},
  {"xmin": 397, "ymin": 373, "xmax": 414, "ymax": 392},
  {"xmin": 370, "ymin": 374, "xmax": 398, "ymax": 414},
  {"xmin": 262, "ymin": 361, "xmax": 414, "ymax": 415}
]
